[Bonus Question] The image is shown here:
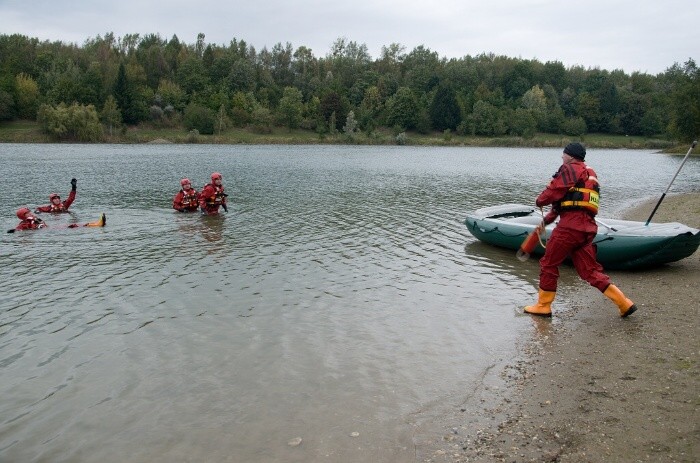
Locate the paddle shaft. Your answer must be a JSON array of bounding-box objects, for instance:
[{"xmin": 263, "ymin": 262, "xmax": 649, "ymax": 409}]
[{"xmin": 645, "ymin": 140, "xmax": 697, "ymax": 226}]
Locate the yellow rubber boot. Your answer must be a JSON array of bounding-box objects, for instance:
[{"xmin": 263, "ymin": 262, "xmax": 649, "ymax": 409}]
[
  {"xmin": 603, "ymin": 284, "xmax": 637, "ymax": 318},
  {"xmin": 85, "ymin": 213, "xmax": 106, "ymax": 228},
  {"xmin": 524, "ymin": 289, "xmax": 555, "ymax": 317}
]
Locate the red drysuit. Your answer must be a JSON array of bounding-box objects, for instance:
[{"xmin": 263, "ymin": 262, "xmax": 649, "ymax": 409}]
[
  {"xmin": 535, "ymin": 160, "xmax": 611, "ymax": 293},
  {"xmin": 35, "ymin": 190, "xmax": 76, "ymax": 213},
  {"xmin": 173, "ymin": 188, "xmax": 199, "ymax": 212},
  {"xmin": 199, "ymin": 183, "xmax": 226, "ymax": 215}
]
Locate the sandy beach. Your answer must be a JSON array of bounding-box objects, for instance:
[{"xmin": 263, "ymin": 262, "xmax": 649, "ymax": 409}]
[{"xmin": 418, "ymin": 192, "xmax": 700, "ymax": 462}]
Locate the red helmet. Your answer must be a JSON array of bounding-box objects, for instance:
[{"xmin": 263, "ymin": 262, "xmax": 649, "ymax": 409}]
[
  {"xmin": 49, "ymin": 193, "xmax": 60, "ymax": 201},
  {"xmin": 16, "ymin": 207, "xmax": 32, "ymax": 219},
  {"xmin": 180, "ymin": 178, "xmax": 191, "ymax": 187},
  {"xmin": 211, "ymin": 172, "xmax": 222, "ymax": 181}
]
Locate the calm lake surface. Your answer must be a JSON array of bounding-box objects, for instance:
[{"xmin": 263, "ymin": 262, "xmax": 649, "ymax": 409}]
[{"xmin": 1, "ymin": 144, "xmax": 698, "ymax": 462}]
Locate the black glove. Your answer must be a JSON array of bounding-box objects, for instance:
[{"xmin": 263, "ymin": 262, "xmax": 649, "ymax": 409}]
[{"xmin": 71, "ymin": 178, "xmax": 77, "ymax": 191}]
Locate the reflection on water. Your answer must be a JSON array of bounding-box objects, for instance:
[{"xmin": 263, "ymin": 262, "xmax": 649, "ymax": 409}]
[{"xmin": 0, "ymin": 144, "xmax": 698, "ymax": 462}]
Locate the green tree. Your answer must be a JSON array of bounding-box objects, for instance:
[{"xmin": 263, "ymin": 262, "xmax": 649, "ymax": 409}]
[
  {"xmin": 521, "ymin": 85, "xmax": 547, "ymax": 129},
  {"xmin": 216, "ymin": 104, "xmax": 228, "ymax": 134},
  {"xmin": 277, "ymin": 86, "xmax": 303, "ymax": 131},
  {"xmin": 667, "ymin": 59, "xmax": 700, "ymax": 142},
  {"xmin": 230, "ymin": 91, "xmax": 256, "ymax": 126},
  {"xmin": 541, "ymin": 60, "xmax": 567, "ymax": 92},
  {"xmin": 503, "ymin": 60, "xmax": 535, "ymax": 100},
  {"xmin": 183, "ymin": 103, "xmax": 215, "ymax": 134},
  {"xmin": 44, "ymin": 61, "xmax": 83, "ymax": 106},
  {"xmin": 80, "ymin": 62, "xmax": 105, "ymax": 107},
  {"xmin": 359, "ymin": 86, "xmax": 382, "ymax": 134},
  {"xmin": 156, "ymin": 79, "xmax": 186, "ymax": 110},
  {"xmin": 386, "ymin": 87, "xmax": 418, "ymax": 130},
  {"xmin": 468, "ymin": 100, "xmax": 507, "ymax": 136},
  {"xmin": 319, "ymin": 91, "xmax": 348, "ymax": 131},
  {"xmin": 327, "ymin": 37, "xmax": 372, "ymax": 90},
  {"xmin": 0, "ymin": 90, "xmax": 15, "ymax": 120},
  {"xmin": 639, "ymin": 109, "xmax": 664, "ymax": 136},
  {"xmin": 576, "ymin": 92, "xmax": 603, "ymax": 132},
  {"xmin": 343, "ymin": 110, "xmax": 358, "ymax": 136},
  {"xmin": 430, "ymin": 84, "xmax": 461, "ymax": 131},
  {"xmin": 303, "ymin": 95, "xmax": 322, "ymax": 131},
  {"xmin": 227, "ymin": 59, "xmax": 256, "ymax": 93},
  {"xmin": 403, "ymin": 45, "xmax": 440, "ymax": 93},
  {"xmin": 37, "ymin": 102, "xmax": 103, "ymax": 141},
  {"xmin": 137, "ymin": 35, "xmax": 169, "ymax": 89},
  {"xmin": 100, "ymin": 95, "xmax": 121, "ymax": 136},
  {"xmin": 176, "ymin": 56, "xmax": 209, "ymax": 94},
  {"xmin": 15, "ymin": 72, "xmax": 40, "ymax": 119},
  {"xmin": 251, "ymin": 106, "xmax": 273, "ymax": 133},
  {"xmin": 618, "ymin": 92, "xmax": 648, "ymax": 135},
  {"xmin": 562, "ymin": 116, "xmax": 587, "ymax": 136},
  {"xmin": 113, "ymin": 62, "xmax": 144, "ymax": 124},
  {"xmin": 328, "ymin": 111, "xmax": 338, "ymax": 135},
  {"xmin": 510, "ymin": 108, "xmax": 537, "ymax": 138},
  {"xmin": 560, "ymin": 87, "xmax": 577, "ymax": 117}
]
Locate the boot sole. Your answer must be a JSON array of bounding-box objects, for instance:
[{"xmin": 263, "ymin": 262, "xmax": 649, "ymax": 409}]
[
  {"xmin": 524, "ymin": 310, "xmax": 552, "ymax": 318},
  {"xmin": 621, "ymin": 304, "xmax": 637, "ymax": 318}
]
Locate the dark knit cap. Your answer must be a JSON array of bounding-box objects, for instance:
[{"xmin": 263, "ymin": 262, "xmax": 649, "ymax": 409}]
[{"xmin": 564, "ymin": 142, "xmax": 586, "ymax": 160}]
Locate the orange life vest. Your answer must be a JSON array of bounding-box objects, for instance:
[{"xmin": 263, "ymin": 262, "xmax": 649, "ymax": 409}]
[
  {"xmin": 180, "ymin": 189, "xmax": 198, "ymax": 208},
  {"xmin": 203, "ymin": 184, "xmax": 225, "ymax": 205}
]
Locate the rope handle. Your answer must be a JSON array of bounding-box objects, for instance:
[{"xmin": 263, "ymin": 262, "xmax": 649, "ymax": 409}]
[{"xmin": 536, "ymin": 207, "xmax": 547, "ymax": 249}]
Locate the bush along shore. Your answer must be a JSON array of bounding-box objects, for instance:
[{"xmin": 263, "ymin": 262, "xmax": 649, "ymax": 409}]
[{"xmin": 0, "ymin": 120, "xmax": 684, "ymax": 151}]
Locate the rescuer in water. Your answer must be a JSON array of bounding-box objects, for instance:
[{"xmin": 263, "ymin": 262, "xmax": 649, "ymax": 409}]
[
  {"xmin": 173, "ymin": 178, "xmax": 200, "ymax": 212},
  {"xmin": 14, "ymin": 207, "xmax": 48, "ymax": 231},
  {"xmin": 11, "ymin": 206, "xmax": 105, "ymax": 232},
  {"xmin": 35, "ymin": 178, "xmax": 77, "ymax": 213},
  {"xmin": 199, "ymin": 172, "xmax": 228, "ymax": 215}
]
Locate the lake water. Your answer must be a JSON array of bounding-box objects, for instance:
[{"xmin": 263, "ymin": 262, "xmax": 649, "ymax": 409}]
[{"xmin": 1, "ymin": 144, "xmax": 698, "ymax": 462}]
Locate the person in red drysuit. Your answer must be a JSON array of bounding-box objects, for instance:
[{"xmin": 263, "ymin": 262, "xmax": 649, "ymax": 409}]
[
  {"xmin": 173, "ymin": 178, "xmax": 200, "ymax": 212},
  {"xmin": 199, "ymin": 172, "xmax": 228, "ymax": 215},
  {"xmin": 14, "ymin": 207, "xmax": 47, "ymax": 231},
  {"xmin": 10, "ymin": 207, "xmax": 105, "ymax": 233},
  {"xmin": 35, "ymin": 178, "xmax": 77, "ymax": 213},
  {"xmin": 524, "ymin": 143, "xmax": 637, "ymax": 318}
]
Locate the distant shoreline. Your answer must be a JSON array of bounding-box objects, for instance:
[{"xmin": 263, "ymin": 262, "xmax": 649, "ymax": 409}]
[{"xmin": 0, "ymin": 120, "xmax": 691, "ymax": 152}]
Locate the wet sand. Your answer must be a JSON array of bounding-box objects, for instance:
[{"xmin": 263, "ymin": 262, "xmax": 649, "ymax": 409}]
[{"xmin": 418, "ymin": 193, "xmax": 700, "ymax": 462}]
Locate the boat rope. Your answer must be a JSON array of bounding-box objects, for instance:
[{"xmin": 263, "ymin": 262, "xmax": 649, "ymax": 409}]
[
  {"xmin": 537, "ymin": 207, "xmax": 547, "ymax": 249},
  {"xmin": 467, "ymin": 221, "xmax": 529, "ymax": 237},
  {"xmin": 592, "ymin": 236, "xmax": 615, "ymax": 245}
]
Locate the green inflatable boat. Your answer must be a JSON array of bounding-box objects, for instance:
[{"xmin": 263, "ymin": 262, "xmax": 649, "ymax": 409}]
[{"xmin": 465, "ymin": 204, "xmax": 700, "ymax": 270}]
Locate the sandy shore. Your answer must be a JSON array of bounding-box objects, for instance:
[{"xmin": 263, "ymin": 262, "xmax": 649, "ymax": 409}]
[{"xmin": 418, "ymin": 193, "xmax": 700, "ymax": 462}]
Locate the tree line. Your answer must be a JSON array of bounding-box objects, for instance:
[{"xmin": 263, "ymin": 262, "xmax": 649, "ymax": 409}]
[{"xmin": 0, "ymin": 32, "xmax": 698, "ymax": 142}]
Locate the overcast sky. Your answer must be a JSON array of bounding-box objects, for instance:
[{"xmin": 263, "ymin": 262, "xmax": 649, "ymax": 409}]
[{"xmin": 1, "ymin": 0, "xmax": 697, "ymax": 75}]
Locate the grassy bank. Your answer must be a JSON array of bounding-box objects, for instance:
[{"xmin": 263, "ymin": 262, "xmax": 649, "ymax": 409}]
[{"xmin": 0, "ymin": 119, "xmax": 683, "ymax": 150}]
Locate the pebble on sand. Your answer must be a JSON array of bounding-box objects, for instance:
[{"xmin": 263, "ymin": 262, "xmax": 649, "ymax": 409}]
[{"xmin": 287, "ymin": 437, "xmax": 302, "ymax": 447}]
